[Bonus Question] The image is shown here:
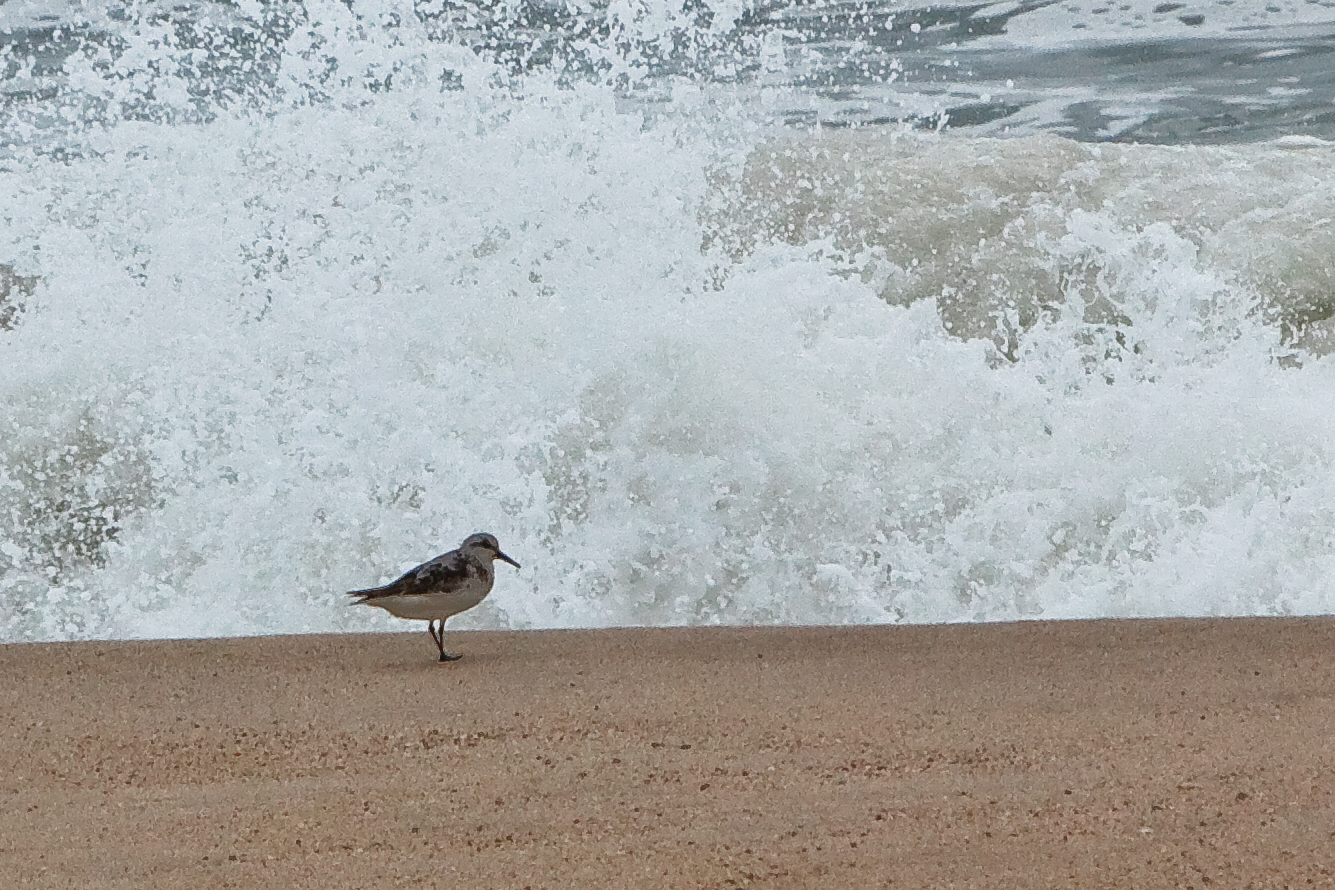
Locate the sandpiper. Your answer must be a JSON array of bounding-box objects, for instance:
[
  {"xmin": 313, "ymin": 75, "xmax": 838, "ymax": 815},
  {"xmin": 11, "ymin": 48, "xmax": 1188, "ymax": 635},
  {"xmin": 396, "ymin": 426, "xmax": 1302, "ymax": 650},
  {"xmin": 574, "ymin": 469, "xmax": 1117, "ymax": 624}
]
[{"xmin": 348, "ymin": 532, "xmax": 521, "ymax": 662}]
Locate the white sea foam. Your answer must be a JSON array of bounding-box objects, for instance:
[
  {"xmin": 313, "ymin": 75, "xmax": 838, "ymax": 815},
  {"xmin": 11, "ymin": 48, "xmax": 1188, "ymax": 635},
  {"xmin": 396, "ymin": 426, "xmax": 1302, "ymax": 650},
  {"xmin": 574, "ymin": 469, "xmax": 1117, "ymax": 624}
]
[{"xmin": 4, "ymin": 1, "xmax": 1335, "ymax": 641}]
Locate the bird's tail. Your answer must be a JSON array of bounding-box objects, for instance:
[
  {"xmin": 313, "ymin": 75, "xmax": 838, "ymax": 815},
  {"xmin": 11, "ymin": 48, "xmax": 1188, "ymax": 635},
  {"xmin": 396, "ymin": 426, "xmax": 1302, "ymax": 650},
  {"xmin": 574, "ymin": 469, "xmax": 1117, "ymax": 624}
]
[{"xmin": 346, "ymin": 586, "xmax": 387, "ymax": 604}]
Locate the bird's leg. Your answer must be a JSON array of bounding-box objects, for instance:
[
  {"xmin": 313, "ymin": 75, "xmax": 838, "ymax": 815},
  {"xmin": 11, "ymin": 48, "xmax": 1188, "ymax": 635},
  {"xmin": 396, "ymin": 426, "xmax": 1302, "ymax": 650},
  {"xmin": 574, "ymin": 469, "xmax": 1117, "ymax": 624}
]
[{"xmin": 429, "ymin": 619, "xmax": 461, "ymax": 662}]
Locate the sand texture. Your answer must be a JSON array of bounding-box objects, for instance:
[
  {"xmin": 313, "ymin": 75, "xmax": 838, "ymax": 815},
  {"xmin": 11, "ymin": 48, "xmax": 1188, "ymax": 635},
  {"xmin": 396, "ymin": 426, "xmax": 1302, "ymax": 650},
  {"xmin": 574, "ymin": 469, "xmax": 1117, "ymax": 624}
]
[{"xmin": 2, "ymin": 619, "xmax": 1334, "ymax": 888}]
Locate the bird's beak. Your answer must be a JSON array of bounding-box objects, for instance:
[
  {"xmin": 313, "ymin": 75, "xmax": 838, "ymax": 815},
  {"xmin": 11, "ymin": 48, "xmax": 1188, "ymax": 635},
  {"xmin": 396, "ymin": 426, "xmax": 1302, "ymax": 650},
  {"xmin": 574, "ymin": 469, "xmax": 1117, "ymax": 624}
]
[{"xmin": 496, "ymin": 551, "xmax": 521, "ymax": 569}]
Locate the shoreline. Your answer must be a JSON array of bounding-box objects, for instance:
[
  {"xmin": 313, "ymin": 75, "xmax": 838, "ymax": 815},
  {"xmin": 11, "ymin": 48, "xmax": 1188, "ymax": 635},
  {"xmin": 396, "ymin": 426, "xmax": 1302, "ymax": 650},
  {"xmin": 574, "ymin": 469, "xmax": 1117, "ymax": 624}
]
[{"xmin": 3, "ymin": 617, "xmax": 1332, "ymax": 888}]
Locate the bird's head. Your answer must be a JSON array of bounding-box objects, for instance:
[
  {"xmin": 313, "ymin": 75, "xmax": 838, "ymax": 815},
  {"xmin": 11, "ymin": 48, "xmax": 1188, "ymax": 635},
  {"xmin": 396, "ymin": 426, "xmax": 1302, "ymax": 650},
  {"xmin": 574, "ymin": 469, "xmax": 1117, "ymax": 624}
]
[{"xmin": 461, "ymin": 532, "xmax": 521, "ymax": 569}]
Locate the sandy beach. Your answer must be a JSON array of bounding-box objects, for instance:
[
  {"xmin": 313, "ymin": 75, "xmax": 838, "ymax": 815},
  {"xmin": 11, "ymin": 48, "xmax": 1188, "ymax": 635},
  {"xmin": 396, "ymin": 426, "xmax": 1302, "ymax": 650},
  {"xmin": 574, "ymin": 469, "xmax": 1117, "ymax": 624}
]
[{"xmin": 1, "ymin": 619, "xmax": 1333, "ymax": 888}]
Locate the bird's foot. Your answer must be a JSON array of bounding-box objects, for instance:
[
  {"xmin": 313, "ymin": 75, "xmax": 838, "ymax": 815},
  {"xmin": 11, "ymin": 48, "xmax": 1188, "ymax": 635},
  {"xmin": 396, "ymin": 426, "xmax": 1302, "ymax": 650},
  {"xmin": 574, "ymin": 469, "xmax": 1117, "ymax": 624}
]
[{"xmin": 438, "ymin": 652, "xmax": 462, "ymax": 663}]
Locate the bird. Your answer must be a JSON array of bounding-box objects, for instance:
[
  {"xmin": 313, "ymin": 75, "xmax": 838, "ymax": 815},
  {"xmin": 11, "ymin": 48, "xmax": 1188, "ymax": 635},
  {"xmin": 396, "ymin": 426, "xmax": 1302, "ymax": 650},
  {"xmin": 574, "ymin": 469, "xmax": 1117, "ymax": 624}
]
[{"xmin": 348, "ymin": 533, "xmax": 521, "ymax": 662}]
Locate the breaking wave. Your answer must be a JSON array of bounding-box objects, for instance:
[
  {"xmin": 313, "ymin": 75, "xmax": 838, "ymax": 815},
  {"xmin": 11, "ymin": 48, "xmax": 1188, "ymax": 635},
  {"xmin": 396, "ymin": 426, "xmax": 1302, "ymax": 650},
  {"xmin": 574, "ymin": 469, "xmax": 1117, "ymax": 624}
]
[{"xmin": 4, "ymin": 1, "xmax": 1335, "ymax": 640}]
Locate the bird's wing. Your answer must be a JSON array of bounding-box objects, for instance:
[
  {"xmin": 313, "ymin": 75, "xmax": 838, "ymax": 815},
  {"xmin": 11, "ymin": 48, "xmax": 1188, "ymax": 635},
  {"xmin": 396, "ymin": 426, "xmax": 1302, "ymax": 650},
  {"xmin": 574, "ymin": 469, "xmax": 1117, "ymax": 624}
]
[{"xmin": 348, "ymin": 550, "xmax": 472, "ymax": 601}]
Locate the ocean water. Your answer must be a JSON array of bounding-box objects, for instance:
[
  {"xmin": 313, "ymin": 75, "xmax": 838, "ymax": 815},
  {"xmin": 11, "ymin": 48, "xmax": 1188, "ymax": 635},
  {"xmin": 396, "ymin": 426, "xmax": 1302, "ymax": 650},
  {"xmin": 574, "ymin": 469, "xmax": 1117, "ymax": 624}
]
[{"xmin": 3, "ymin": 0, "xmax": 1335, "ymax": 641}]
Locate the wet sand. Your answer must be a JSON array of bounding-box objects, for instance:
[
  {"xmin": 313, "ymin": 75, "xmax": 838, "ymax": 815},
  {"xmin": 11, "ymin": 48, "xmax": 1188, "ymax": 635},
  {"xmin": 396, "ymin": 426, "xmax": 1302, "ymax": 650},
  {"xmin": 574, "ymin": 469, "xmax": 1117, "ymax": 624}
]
[{"xmin": 1, "ymin": 619, "xmax": 1333, "ymax": 888}]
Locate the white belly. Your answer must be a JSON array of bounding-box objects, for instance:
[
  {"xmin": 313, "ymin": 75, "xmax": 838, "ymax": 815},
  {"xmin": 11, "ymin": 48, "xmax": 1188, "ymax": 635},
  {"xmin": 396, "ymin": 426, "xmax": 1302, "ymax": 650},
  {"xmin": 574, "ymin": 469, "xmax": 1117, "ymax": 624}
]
[{"xmin": 364, "ymin": 585, "xmax": 491, "ymax": 621}]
